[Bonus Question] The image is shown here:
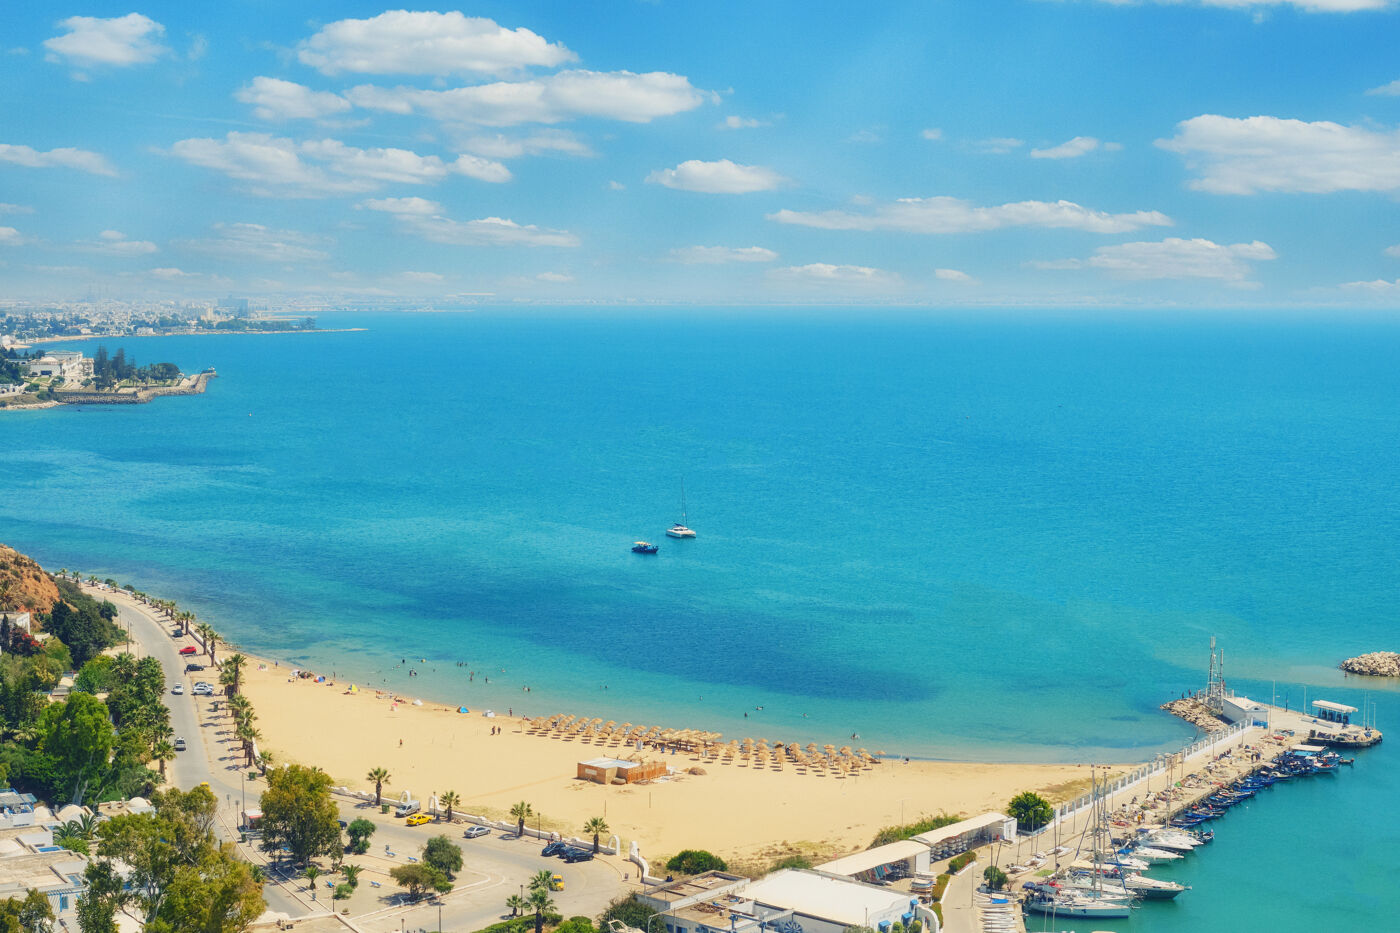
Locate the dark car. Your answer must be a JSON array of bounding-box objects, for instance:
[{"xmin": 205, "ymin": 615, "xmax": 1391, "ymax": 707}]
[
  {"xmin": 562, "ymin": 849, "xmax": 594, "ymax": 863},
  {"xmin": 541, "ymin": 841, "xmax": 567, "ymax": 857},
  {"xmin": 185, "ymin": 663, "xmax": 205, "ymax": 673}
]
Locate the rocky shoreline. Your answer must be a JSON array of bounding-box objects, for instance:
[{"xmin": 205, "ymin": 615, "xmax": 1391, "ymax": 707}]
[
  {"xmin": 1340, "ymin": 652, "xmax": 1400, "ymax": 677},
  {"xmin": 1160, "ymin": 697, "xmax": 1231, "ymax": 733},
  {"xmin": 2, "ymin": 370, "xmax": 216, "ymax": 410}
]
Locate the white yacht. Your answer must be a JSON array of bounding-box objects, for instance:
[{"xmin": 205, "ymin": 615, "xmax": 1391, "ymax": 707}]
[{"xmin": 666, "ymin": 479, "xmax": 697, "ymax": 538}]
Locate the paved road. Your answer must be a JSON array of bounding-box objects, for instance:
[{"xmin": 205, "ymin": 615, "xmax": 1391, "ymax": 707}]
[{"xmin": 99, "ymin": 587, "xmax": 628, "ymax": 930}]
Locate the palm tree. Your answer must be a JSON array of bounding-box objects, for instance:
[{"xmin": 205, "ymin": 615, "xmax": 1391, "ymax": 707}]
[
  {"xmin": 439, "ymin": 790, "xmax": 460, "ymax": 823},
  {"xmin": 304, "ymin": 866, "xmax": 320, "ymax": 897},
  {"xmin": 510, "ymin": 801, "xmax": 532, "ymax": 838},
  {"xmin": 341, "ymin": 864, "xmax": 362, "ymax": 889},
  {"xmin": 505, "ymin": 894, "xmax": 527, "ymax": 918},
  {"xmin": 236, "ymin": 725, "xmax": 261, "ymax": 766},
  {"xmin": 584, "ymin": 816, "xmax": 609, "ymax": 854},
  {"xmin": 151, "ymin": 740, "xmax": 176, "ymax": 778},
  {"xmin": 222, "ymin": 653, "xmax": 247, "ymax": 695},
  {"xmin": 528, "ymin": 870, "xmax": 554, "ymax": 894},
  {"xmin": 367, "ymin": 767, "xmax": 390, "ymax": 807},
  {"xmin": 528, "ymin": 887, "xmax": 554, "ymax": 933}
]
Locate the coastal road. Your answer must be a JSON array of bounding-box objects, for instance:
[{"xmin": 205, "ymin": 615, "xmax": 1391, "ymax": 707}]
[{"xmin": 99, "ymin": 586, "xmax": 628, "ymax": 929}]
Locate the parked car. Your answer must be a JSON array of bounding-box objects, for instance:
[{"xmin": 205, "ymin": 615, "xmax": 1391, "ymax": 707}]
[
  {"xmin": 174, "ymin": 737, "xmax": 187, "ymax": 751},
  {"xmin": 463, "ymin": 826, "xmax": 489, "ymax": 839},
  {"xmin": 178, "ymin": 646, "xmax": 197, "ymax": 655},
  {"xmin": 184, "ymin": 663, "xmax": 205, "ymax": 673},
  {"xmin": 405, "ymin": 813, "xmax": 432, "ymax": 826},
  {"xmin": 171, "ymin": 684, "xmax": 184, "ymax": 695},
  {"xmin": 394, "ymin": 800, "xmax": 421, "ymax": 818},
  {"xmin": 541, "ymin": 841, "xmax": 567, "ymax": 857},
  {"xmin": 192, "ymin": 683, "xmax": 214, "ymax": 696},
  {"xmin": 562, "ymin": 849, "xmax": 594, "ymax": 863}
]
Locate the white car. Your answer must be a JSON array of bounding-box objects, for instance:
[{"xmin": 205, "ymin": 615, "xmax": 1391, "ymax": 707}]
[
  {"xmin": 463, "ymin": 825, "xmax": 489, "ymax": 839},
  {"xmin": 192, "ymin": 683, "xmax": 214, "ymax": 696},
  {"xmin": 171, "ymin": 684, "xmax": 184, "ymax": 695},
  {"xmin": 174, "ymin": 737, "xmax": 187, "ymax": 751}
]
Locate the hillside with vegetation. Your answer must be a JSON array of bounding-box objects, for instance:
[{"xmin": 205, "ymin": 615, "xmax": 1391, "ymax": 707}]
[{"xmin": 0, "ymin": 545, "xmax": 60, "ymax": 615}]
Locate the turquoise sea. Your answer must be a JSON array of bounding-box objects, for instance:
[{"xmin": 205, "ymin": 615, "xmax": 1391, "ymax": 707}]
[{"xmin": 3, "ymin": 309, "xmax": 1398, "ymax": 927}]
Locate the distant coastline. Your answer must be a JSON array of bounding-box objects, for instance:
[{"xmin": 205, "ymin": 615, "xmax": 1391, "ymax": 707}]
[
  {"xmin": 1, "ymin": 368, "xmax": 216, "ymax": 411},
  {"xmin": 22, "ymin": 327, "xmax": 367, "ymax": 346}
]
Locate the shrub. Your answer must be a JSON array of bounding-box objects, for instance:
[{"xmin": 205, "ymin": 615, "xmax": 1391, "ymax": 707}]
[
  {"xmin": 599, "ymin": 894, "xmax": 657, "ymax": 930},
  {"xmin": 869, "ymin": 813, "xmax": 961, "ymax": 848},
  {"xmin": 769, "ymin": 855, "xmax": 813, "ymax": 871},
  {"xmin": 665, "ymin": 850, "xmax": 727, "ymax": 875},
  {"xmin": 931, "ymin": 874, "xmax": 950, "ymax": 903},
  {"xmin": 948, "ymin": 853, "xmax": 976, "ymax": 874},
  {"xmin": 982, "ymin": 865, "xmax": 1008, "ymax": 891}
]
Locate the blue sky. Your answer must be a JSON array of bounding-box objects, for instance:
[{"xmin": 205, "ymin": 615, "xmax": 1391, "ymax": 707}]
[{"xmin": 3, "ymin": 1, "xmax": 1400, "ymax": 307}]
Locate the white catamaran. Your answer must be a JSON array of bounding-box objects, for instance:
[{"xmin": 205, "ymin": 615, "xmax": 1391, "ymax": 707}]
[{"xmin": 666, "ymin": 479, "xmax": 696, "ymax": 538}]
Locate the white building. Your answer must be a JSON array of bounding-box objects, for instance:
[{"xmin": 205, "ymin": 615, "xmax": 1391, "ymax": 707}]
[
  {"xmin": 23, "ymin": 351, "xmax": 93, "ymax": 383},
  {"xmin": 0, "ymin": 383, "xmax": 24, "ymax": 397}
]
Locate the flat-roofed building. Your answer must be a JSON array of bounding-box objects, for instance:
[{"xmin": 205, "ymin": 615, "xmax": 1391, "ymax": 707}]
[
  {"xmin": 815, "ymin": 839, "xmax": 929, "ymax": 883},
  {"xmin": 912, "ymin": 812, "xmax": 1016, "ymax": 860}
]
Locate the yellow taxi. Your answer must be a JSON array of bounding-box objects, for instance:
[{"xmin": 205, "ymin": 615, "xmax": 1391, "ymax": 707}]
[
  {"xmin": 405, "ymin": 813, "xmax": 433, "ymax": 826},
  {"xmin": 549, "ymin": 874, "xmax": 564, "ymax": 891}
]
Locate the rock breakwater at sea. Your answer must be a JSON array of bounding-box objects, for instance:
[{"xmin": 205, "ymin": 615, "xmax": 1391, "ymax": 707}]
[
  {"xmin": 1340, "ymin": 652, "xmax": 1400, "ymax": 677},
  {"xmin": 1161, "ymin": 697, "xmax": 1231, "ymax": 733}
]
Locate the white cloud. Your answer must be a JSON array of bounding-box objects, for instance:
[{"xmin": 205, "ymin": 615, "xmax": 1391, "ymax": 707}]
[
  {"xmin": 361, "ymin": 198, "xmax": 579, "ymax": 248},
  {"xmin": 536, "ymin": 271, "xmax": 573, "ymax": 282},
  {"xmin": 0, "ymin": 143, "xmax": 116, "ymax": 176},
  {"xmin": 721, "ymin": 115, "xmax": 768, "ymax": 130},
  {"xmin": 920, "ymin": 128, "xmax": 943, "ymax": 141},
  {"xmin": 43, "ymin": 14, "xmax": 168, "ymax": 67},
  {"xmin": 770, "ymin": 196, "xmax": 1171, "ymax": 234},
  {"xmin": 1367, "ymin": 78, "xmax": 1400, "ymax": 96},
  {"xmin": 0, "ymin": 203, "xmax": 32, "ymax": 214},
  {"xmin": 607, "ymin": 180, "xmax": 626, "ymax": 191},
  {"xmin": 1037, "ymin": 237, "xmax": 1277, "ymax": 284},
  {"xmin": 459, "ymin": 130, "xmax": 593, "ymax": 159},
  {"xmin": 81, "ymin": 230, "xmax": 158, "ymax": 255},
  {"xmin": 149, "ymin": 267, "xmax": 196, "ymax": 279},
  {"xmin": 1089, "ymin": 0, "xmax": 1395, "ymax": 10},
  {"xmin": 345, "ymin": 70, "xmax": 713, "ymax": 127},
  {"xmin": 974, "ymin": 137, "xmax": 1024, "ymax": 154},
  {"xmin": 647, "ymin": 159, "xmax": 786, "ymax": 194},
  {"xmin": 236, "ymin": 77, "xmax": 352, "ymax": 121},
  {"xmin": 670, "ymin": 245, "xmax": 779, "ymax": 264},
  {"xmin": 400, "ymin": 271, "xmax": 444, "ymax": 283},
  {"xmin": 168, "ymin": 132, "xmax": 509, "ymax": 196},
  {"xmin": 1341, "ymin": 278, "xmax": 1400, "ymax": 290},
  {"xmin": 178, "ymin": 223, "xmax": 332, "ymax": 263},
  {"xmin": 1030, "ymin": 136, "xmax": 1102, "ymax": 159},
  {"xmin": 1385, "ymin": 244, "xmax": 1400, "ymax": 258},
  {"xmin": 848, "ymin": 128, "xmax": 884, "ymax": 144},
  {"xmin": 772, "ymin": 263, "xmax": 895, "ymax": 285},
  {"xmin": 934, "ymin": 268, "xmax": 975, "ymax": 282},
  {"xmin": 298, "ymin": 11, "xmax": 575, "ymax": 76},
  {"xmin": 1158, "ymin": 115, "xmax": 1400, "ymax": 194},
  {"xmin": 0, "ymin": 227, "xmax": 23, "ymax": 246}
]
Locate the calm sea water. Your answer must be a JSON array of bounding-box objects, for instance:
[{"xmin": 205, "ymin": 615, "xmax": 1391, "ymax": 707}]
[{"xmin": 3, "ymin": 309, "xmax": 1398, "ymax": 924}]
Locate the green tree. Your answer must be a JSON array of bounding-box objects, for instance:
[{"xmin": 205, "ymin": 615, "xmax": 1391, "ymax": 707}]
[
  {"xmin": 346, "ymin": 818, "xmax": 375, "ymax": 854},
  {"xmin": 528, "ymin": 869, "xmax": 554, "ymax": 894},
  {"xmin": 439, "ymin": 790, "xmax": 459, "ymax": 823},
  {"xmin": 528, "ymin": 887, "xmax": 554, "ymax": 933},
  {"xmin": 510, "ymin": 800, "xmax": 532, "ymax": 837},
  {"xmin": 340, "ymin": 864, "xmax": 362, "ymax": 889},
  {"xmin": 422, "ymin": 836, "xmax": 463, "ymax": 878},
  {"xmin": 665, "ymin": 850, "xmax": 727, "ymax": 875},
  {"xmin": 583, "ymin": 816, "xmax": 609, "ymax": 854},
  {"xmin": 259, "ymin": 764, "xmax": 342, "ymax": 867},
  {"xmin": 1007, "ymin": 791, "xmax": 1054, "ymax": 834},
  {"xmin": 36, "ymin": 691, "xmax": 116, "ymax": 803},
  {"xmin": 389, "ymin": 863, "xmax": 451, "ymax": 901},
  {"xmin": 505, "ymin": 894, "xmax": 527, "ymax": 918},
  {"xmin": 16, "ymin": 889, "xmax": 53, "ymax": 933},
  {"xmin": 599, "ymin": 895, "xmax": 657, "ymax": 931},
  {"xmin": 982, "ymin": 865, "xmax": 1008, "ymax": 892},
  {"xmin": 303, "ymin": 867, "xmax": 320, "ymax": 899},
  {"xmin": 77, "ymin": 860, "xmax": 123, "ymax": 933},
  {"xmin": 150, "ymin": 740, "xmax": 176, "ymax": 779},
  {"xmin": 333, "ymin": 883, "xmax": 353, "ymax": 906},
  {"xmin": 366, "ymin": 767, "xmax": 390, "ymax": 807}
]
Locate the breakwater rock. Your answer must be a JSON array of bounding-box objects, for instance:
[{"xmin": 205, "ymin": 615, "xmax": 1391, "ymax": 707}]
[
  {"xmin": 1340, "ymin": 652, "xmax": 1400, "ymax": 677},
  {"xmin": 1161, "ymin": 697, "xmax": 1230, "ymax": 733}
]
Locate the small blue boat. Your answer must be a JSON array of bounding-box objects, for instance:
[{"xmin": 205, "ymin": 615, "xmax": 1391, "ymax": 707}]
[{"xmin": 631, "ymin": 541, "xmax": 659, "ymax": 554}]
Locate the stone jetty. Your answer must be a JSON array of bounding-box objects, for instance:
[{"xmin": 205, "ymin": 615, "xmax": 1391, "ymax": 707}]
[
  {"xmin": 1340, "ymin": 652, "xmax": 1400, "ymax": 677},
  {"xmin": 1161, "ymin": 697, "xmax": 1231, "ymax": 733}
]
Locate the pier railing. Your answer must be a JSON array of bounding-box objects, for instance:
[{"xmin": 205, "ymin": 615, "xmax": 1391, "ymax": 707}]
[{"xmin": 1048, "ymin": 718, "xmax": 1252, "ymax": 832}]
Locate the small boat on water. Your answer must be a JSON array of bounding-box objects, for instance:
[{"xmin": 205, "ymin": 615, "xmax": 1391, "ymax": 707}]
[
  {"xmin": 631, "ymin": 541, "xmax": 659, "ymax": 554},
  {"xmin": 666, "ymin": 479, "xmax": 697, "ymax": 538}
]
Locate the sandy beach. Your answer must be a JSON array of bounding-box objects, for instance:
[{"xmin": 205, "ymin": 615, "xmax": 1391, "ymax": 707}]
[{"xmin": 234, "ymin": 656, "xmax": 1114, "ymax": 865}]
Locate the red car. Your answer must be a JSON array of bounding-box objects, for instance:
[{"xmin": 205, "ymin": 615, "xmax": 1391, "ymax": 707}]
[{"xmin": 178, "ymin": 646, "xmax": 198, "ymax": 655}]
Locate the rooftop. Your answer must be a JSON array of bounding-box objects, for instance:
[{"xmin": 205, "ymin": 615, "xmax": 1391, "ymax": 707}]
[
  {"xmin": 644, "ymin": 871, "xmax": 748, "ymax": 905},
  {"xmin": 743, "ymin": 870, "xmax": 910, "ymax": 927},
  {"xmin": 816, "ymin": 840, "xmax": 928, "ymax": 876},
  {"xmin": 911, "ymin": 812, "xmax": 1011, "ymax": 847},
  {"xmin": 1312, "ymin": 700, "xmax": 1358, "ymax": 714}
]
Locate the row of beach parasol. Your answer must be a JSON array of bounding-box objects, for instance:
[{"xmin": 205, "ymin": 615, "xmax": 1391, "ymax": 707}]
[{"xmin": 525, "ymin": 713, "xmax": 883, "ymax": 776}]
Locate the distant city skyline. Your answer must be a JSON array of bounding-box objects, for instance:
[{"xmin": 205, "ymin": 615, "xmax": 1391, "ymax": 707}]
[{"xmin": 3, "ymin": 1, "xmax": 1400, "ymax": 307}]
